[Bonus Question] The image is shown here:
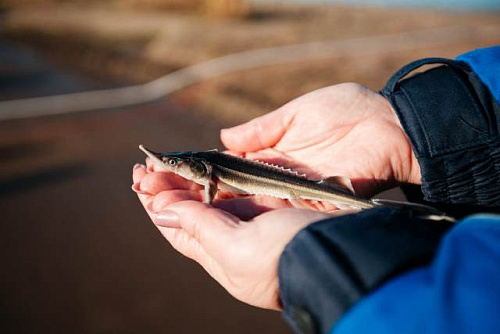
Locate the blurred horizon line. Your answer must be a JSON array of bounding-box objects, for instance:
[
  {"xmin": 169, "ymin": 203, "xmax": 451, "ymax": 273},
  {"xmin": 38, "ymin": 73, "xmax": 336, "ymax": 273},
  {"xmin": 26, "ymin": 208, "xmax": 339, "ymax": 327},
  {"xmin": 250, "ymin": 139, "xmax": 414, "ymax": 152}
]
[
  {"xmin": 1, "ymin": 23, "xmax": 498, "ymax": 121},
  {"xmin": 251, "ymin": 0, "xmax": 500, "ymax": 11}
]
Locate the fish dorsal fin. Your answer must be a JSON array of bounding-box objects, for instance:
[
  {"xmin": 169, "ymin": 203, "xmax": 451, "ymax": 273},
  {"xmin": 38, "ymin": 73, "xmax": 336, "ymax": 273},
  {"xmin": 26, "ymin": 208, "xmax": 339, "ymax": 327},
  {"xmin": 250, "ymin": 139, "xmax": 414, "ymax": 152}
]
[{"xmin": 317, "ymin": 176, "xmax": 355, "ymax": 194}]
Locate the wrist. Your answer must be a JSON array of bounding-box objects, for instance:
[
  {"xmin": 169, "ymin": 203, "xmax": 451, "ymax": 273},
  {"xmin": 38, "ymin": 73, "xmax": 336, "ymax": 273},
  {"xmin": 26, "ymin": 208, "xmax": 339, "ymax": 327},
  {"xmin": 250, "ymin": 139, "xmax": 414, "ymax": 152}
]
[
  {"xmin": 381, "ymin": 57, "xmax": 500, "ymax": 206},
  {"xmin": 381, "ymin": 96, "xmax": 422, "ymax": 186}
]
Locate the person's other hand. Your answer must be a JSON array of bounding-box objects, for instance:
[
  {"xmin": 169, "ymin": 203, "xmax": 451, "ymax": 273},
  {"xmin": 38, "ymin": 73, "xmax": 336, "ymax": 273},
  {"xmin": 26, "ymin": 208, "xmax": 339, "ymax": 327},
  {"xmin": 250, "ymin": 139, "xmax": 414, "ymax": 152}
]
[
  {"xmin": 132, "ymin": 163, "xmax": 339, "ymax": 310},
  {"xmin": 221, "ymin": 83, "xmax": 421, "ymax": 197}
]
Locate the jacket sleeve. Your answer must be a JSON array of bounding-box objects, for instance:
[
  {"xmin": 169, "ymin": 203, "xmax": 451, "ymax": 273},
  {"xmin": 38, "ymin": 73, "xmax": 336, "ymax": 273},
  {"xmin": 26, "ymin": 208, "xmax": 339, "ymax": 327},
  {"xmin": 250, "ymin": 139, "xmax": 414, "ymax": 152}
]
[
  {"xmin": 381, "ymin": 46, "xmax": 500, "ymax": 207},
  {"xmin": 278, "ymin": 47, "xmax": 500, "ymax": 334},
  {"xmin": 278, "ymin": 207, "xmax": 454, "ymax": 334},
  {"xmin": 332, "ymin": 215, "xmax": 500, "ymax": 334}
]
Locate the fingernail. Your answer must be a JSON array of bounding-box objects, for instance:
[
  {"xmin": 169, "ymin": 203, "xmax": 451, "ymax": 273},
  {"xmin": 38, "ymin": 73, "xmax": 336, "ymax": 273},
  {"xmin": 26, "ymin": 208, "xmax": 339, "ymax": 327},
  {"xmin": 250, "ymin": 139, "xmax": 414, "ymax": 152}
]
[
  {"xmin": 131, "ymin": 183, "xmax": 149, "ymax": 195},
  {"xmin": 153, "ymin": 210, "xmax": 180, "ymax": 228},
  {"xmin": 133, "ymin": 163, "xmax": 145, "ymax": 170}
]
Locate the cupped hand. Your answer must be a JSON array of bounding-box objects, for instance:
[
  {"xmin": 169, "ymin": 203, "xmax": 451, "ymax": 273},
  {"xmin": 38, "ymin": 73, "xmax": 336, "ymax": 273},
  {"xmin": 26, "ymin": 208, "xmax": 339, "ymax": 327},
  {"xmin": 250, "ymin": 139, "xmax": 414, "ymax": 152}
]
[
  {"xmin": 131, "ymin": 82, "xmax": 419, "ymax": 310},
  {"xmin": 221, "ymin": 83, "xmax": 421, "ymax": 197},
  {"xmin": 132, "ymin": 163, "xmax": 337, "ymax": 310}
]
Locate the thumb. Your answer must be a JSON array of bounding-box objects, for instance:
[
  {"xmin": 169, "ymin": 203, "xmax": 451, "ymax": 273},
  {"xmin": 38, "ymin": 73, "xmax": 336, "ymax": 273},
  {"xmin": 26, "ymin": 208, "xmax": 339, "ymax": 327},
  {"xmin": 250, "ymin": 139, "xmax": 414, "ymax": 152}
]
[{"xmin": 221, "ymin": 108, "xmax": 291, "ymax": 152}]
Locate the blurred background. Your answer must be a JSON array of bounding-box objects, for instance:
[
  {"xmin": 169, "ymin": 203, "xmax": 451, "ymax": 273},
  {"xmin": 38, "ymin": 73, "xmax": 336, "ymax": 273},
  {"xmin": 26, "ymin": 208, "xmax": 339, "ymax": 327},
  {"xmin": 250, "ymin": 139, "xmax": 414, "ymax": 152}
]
[{"xmin": 0, "ymin": 0, "xmax": 499, "ymax": 333}]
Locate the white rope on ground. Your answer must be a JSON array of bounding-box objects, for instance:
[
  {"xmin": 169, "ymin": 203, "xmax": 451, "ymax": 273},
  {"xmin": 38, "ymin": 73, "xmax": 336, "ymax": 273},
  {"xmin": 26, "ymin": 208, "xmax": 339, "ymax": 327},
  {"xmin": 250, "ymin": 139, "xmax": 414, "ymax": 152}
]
[{"xmin": 0, "ymin": 23, "xmax": 497, "ymax": 121}]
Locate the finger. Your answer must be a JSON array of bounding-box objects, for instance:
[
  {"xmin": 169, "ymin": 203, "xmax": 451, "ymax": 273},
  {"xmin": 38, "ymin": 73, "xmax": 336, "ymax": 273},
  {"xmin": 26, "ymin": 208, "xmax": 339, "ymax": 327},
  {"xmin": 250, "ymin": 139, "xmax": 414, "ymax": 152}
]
[
  {"xmin": 134, "ymin": 178, "xmax": 155, "ymax": 218},
  {"xmin": 145, "ymin": 157, "xmax": 155, "ymax": 172},
  {"xmin": 132, "ymin": 163, "xmax": 147, "ymax": 183},
  {"xmin": 223, "ymin": 150, "xmax": 246, "ymax": 158},
  {"xmin": 132, "ymin": 164, "xmax": 149, "ymax": 194},
  {"xmin": 214, "ymin": 195, "xmax": 291, "ymax": 220},
  {"xmin": 152, "ymin": 189, "xmax": 203, "ymax": 213},
  {"xmin": 221, "ymin": 108, "xmax": 292, "ymax": 152},
  {"xmin": 299, "ymin": 200, "xmax": 346, "ymax": 213},
  {"xmin": 155, "ymin": 200, "xmax": 239, "ymax": 253},
  {"xmin": 252, "ymin": 207, "xmax": 334, "ymax": 234},
  {"xmin": 156, "ymin": 226, "xmax": 227, "ymax": 287},
  {"xmin": 156, "ymin": 223, "xmax": 209, "ymax": 265},
  {"xmin": 131, "ymin": 183, "xmax": 150, "ymax": 195},
  {"xmin": 137, "ymin": 191, "xmax": 155, "ymax": 217}
]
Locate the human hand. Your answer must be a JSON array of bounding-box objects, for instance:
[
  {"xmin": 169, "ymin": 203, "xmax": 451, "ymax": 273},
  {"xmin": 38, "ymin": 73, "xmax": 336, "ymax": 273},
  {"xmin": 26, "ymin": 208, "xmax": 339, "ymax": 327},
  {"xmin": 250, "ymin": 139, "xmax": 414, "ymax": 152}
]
[
  {"xmin": 132, "ymin": 164, "xmax": 338, "ymax": 310},
  {"xmin": 221, "ymin": 83, "xmax": 421, "ymax": 197},
  {"xmin": 131, "ymin": 82, "xmax": 417, "ymax": 310}
]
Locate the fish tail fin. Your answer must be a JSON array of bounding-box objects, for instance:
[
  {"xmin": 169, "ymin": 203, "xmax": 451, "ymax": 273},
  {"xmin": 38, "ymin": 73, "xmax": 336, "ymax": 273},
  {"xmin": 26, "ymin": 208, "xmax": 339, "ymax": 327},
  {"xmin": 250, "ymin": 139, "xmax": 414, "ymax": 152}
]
[{"xmin": 372, "ymin": 199, "xmax": 456, "ymax": 223}]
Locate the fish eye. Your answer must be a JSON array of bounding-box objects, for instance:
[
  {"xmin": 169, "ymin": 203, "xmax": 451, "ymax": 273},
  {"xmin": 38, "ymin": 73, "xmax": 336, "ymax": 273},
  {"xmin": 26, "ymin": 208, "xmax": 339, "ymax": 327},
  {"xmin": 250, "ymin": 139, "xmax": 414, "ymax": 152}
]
[{"xmin": 162, "ymin": 157, "xmax": 178, "ymax": 166}]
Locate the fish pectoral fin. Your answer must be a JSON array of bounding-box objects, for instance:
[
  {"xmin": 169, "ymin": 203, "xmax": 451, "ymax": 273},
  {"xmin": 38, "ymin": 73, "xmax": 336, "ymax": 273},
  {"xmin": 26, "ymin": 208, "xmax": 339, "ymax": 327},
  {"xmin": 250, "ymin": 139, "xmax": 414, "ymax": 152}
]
[
  {"xmin": 203, "ymin": 179, "xmax": 218, "ymax": 204},
  {"xmin": 289, "ymin": 198, "xmax": 309, "ymax": 209},
  {"xmin": 317, "ymin": 176, "xmax": 355, "ymax": 194}
]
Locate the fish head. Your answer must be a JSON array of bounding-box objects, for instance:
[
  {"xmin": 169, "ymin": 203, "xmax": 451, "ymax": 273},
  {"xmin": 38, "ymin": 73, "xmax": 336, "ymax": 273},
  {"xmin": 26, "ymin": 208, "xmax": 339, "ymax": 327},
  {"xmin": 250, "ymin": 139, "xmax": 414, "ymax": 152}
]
[{"xmin": 139, "ymin": 145, "xmax": 210, "ymax": 183}]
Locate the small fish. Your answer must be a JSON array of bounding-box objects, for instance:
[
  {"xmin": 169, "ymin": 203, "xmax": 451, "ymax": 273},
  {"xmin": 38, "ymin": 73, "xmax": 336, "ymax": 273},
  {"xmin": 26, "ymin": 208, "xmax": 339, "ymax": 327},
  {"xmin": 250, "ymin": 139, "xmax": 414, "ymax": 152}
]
[{"xmin": 139, "ymin": 145, "xmax": 455, "ymax": 222}]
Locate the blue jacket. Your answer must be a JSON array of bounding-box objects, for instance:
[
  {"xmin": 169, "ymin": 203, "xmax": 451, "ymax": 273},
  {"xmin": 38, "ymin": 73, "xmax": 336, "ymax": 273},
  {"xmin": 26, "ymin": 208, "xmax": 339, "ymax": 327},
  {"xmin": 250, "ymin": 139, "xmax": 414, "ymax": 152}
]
[{"xmin": 278, "ymin": 46, "xmax": 500, "ymax": 334}]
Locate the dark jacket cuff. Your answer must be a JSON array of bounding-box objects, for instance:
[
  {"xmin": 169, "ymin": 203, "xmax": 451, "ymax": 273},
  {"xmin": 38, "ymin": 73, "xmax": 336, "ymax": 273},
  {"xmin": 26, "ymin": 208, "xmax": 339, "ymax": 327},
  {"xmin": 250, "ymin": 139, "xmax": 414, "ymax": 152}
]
[
  {"xmin": 278, "ymin": 207, "xmax": 453, "ymax": 334},
  {"xmin": 381, "ymin": 58, "xmax": 500, "ymax": 207}
]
